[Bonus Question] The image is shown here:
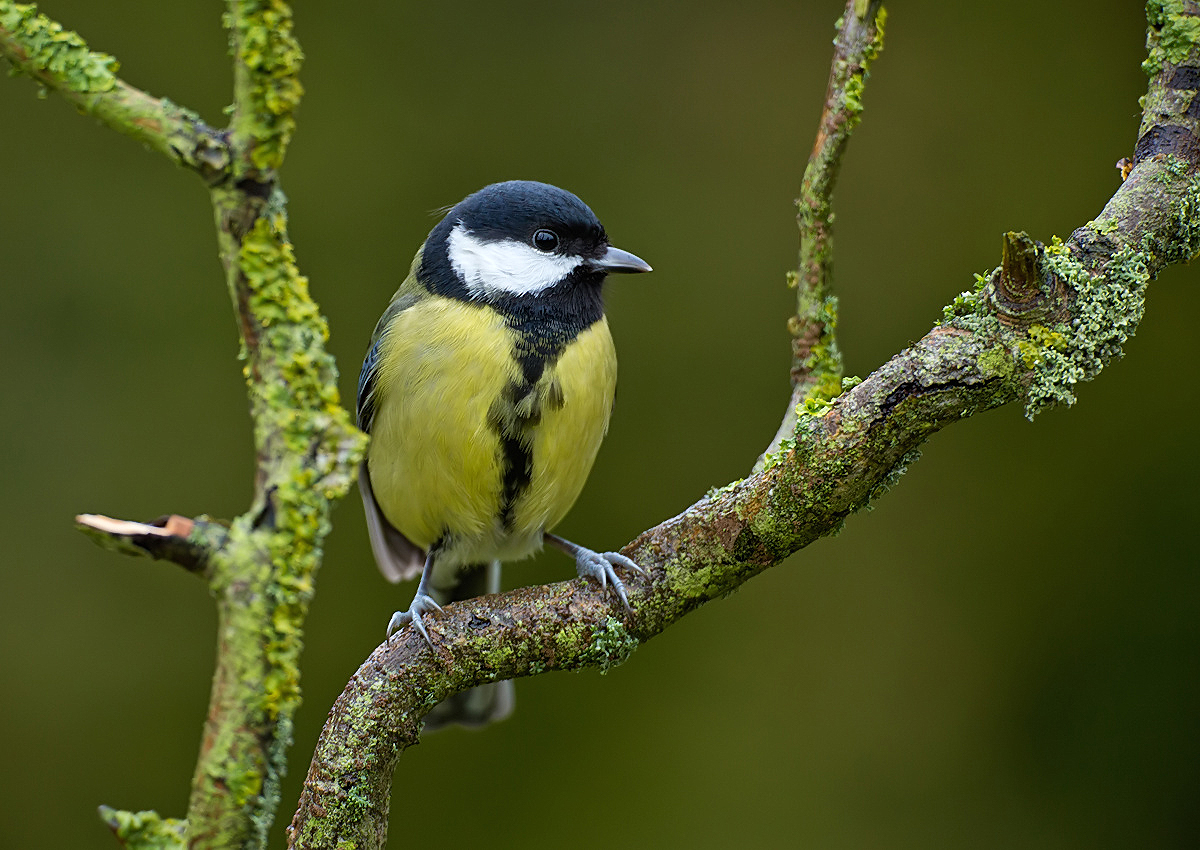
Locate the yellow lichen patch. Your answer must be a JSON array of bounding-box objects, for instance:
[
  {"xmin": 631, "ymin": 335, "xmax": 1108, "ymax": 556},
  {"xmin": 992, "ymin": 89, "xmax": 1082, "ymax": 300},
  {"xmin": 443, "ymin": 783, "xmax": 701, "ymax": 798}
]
[{"xmin": 226, "ymin": 0, "xmax": 304, "ymax": 172}]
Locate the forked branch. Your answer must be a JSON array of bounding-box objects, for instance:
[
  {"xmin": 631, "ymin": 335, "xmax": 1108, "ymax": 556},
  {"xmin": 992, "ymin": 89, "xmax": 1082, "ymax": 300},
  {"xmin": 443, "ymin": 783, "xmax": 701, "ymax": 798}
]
[{"xmin": 1, "ymin": 1, "xmax": 365, "ymax": 848}]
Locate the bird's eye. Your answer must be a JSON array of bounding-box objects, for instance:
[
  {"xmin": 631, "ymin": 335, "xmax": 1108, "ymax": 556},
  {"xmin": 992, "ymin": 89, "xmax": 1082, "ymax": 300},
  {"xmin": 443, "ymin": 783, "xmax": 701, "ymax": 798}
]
[{"xmin": 532, "ymin": 229, "xmax": 559, "ymax": 252}]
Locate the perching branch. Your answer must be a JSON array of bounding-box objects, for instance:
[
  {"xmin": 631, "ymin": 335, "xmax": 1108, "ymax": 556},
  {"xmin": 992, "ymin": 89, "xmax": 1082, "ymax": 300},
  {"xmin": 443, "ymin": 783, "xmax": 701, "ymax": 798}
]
[
  {"xmin": 1, "ymin": 2, "xmax": 365, "ymax": 849},
  {"xmin": 286, "ymin": 2, "xmax": 1200, "ymax": 847}
]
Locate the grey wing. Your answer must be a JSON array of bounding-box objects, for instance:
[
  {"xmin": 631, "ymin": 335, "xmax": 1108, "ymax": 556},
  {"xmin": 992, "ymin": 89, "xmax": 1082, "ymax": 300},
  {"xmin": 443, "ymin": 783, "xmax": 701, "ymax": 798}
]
[
  {"xmin": 357, "ymin": 286, "xmax": 420, "ymax": 431},
  {"xmin": 357, "ymin": 306, "xmax": 425, "ymax": 583},
  {"xmin": 357, "ymin": 334, "xmax": 385, "ymax": 433}
]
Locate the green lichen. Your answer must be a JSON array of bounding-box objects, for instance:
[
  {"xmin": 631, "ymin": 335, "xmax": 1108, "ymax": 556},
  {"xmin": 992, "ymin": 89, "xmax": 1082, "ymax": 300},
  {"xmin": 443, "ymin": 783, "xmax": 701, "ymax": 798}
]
[
  {"xmin": 977, "ymin": 344, "xmax": 1014, "ymax": 381},
  {"xmin": 579, "ymin": 616, "xmax": 638, "ymax": 673},
  {"xmin": 791, "ymin": 284, "xmax": 840, "ymax": 334},
  {"xmin": 843, "ymin": 69, "xmax": 866, "ymax": 120},
  {"xmin": 706, "ymin": 477, "xmax": 746, "ymax": 500},
  {"xmin": 866, "ymin": 6, "xmax": 886, "ymax": 60},
  {"xmin": 1143, "ymin": 0, "xmax": 1200, "ymax": 76},
  {"xmin": 940, "ymin": 271, "xmax": 1007, "ymax": 343},
  {"xmin": 478, "ymin": 633, "xmax": 522, "ymax": 678},
  {"xmin": 749, "ymin": 475, "xmax": 820, "ymax": 556},
  {"xmin": 549, "ymin": 618, "xmax": 636, "ymax": 673},
  {"xmin": 834, "ymin": 5, "xmax": 886, "ymax": 131},
  {"xmin": 1152, "ymin": 156, "xmax": 1200, "ymax": 263},
  {"xmin": 941, "ymin": 272, "xmax": 991, "ymax": 322},
  {"xmin": 679, "ymin": 561, "xmax": 720, "ymax": 603},
  {"xmin": 792, "ymin": 294, "xmax": 845, "ymax": 418},
  {"xmin": 1024, "ymin": 240, "xmax": 1151, "ymax": 418},
  {"xmin": 98, "ymin": 807, "xmax": 185, "ymax": 850},
  {"xmin": 239, "ymin": 211, "xmax": 360, "ymax": 430},
  {"xmin": 798, "ymin": 394, "xmax": 834, "ymax": 416},
  {"xmin": 803, "ymin": 364, "xmax": 843, "ymax": 411},
  {"xmin": 553, "ymin": 625, "xmax": 578, "ymax": 658},
  {"xmin": 0, "ymin": 2, "xmax": 118, "ymax": 93},
  {"xmin": 1087, "ymin": 216, "xmax": 1120, "ymax": 235},
  {"xmin": 756, "ymin": 438, "xmax": 795, "ymax": 474},
  {"xmin": 1044, "ymin": 237, "xmax": 1069, "ymax": 256}
]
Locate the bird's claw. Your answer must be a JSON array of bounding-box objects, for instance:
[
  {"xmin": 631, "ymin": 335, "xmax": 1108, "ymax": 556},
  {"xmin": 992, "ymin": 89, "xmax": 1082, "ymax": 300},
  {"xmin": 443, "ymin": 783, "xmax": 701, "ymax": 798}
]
[
  {"xmin": 386, "ymin": 592, "xmax": 444, "ymax": 647},
  {"xmin": 574, "ymin": 549, "xmax": 644, "ymax": 611}
]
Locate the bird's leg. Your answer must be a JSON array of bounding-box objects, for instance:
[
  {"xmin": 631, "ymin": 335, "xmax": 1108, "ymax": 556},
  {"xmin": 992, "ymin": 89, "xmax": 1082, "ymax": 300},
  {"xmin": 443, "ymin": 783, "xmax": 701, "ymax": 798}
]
[
  {"xmin": 387, "ymin": 550, "xmax": 445, "ymax": 647},
  {"xmin": 544, "ymin": 532, "xmax": 645, "ymax": 611}
]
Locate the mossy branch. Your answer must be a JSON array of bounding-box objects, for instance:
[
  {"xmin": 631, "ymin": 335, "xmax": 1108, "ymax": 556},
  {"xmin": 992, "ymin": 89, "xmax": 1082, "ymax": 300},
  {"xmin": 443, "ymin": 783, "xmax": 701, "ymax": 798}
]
[
  {"xmin": 287, "ymin": 3, "xmax": 1200, "ymax": 847},
  {"xmin": 3, "ymin": 2, "xmax": 364, "ymax": 848},
  {"xmin": 0, "ymin": 2, "xmax": 229, "ymax": 180},
  {"xmin": 225, "ymin": 0, "xmax": 303, "ymax": 179},
  {"xmin": 8, "ymin": 0, "xmax": 1199, "ymax": 847},
  {"xmin": 758, "ymin": 0, "xmax": 886, "ymax": 468},
  {"xmin": 99, "ymin": 807, "xmax": 187, "ymax": 850},
  {"xmin": 181, "ymin": 3, "xmax": 364, "ymax": 848}
]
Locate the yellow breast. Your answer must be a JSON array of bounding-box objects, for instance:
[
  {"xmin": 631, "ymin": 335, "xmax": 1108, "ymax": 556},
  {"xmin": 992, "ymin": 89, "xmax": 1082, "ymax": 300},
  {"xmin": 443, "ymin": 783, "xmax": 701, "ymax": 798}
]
[
  {"xmin": 510, "ymin": 317, "xmax": 616, "ymax": 537},
  {"xmin": 367, "ymin": 295, "xmax": 616, "ymax": 562}
]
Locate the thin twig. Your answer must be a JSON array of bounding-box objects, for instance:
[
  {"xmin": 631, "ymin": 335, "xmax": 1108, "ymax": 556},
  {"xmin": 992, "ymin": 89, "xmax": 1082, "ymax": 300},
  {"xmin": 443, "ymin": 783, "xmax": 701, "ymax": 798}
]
[
  {"xmin": 75, "ymin": 514, "xmax": 226, "ymax": 576},
  {"xmin": 757, "ymin": 0, "xmax": 886, "ymax": 467},
  {"xmin": 0, "ymin": 3, "xmax": 229, "ymax": 180}
]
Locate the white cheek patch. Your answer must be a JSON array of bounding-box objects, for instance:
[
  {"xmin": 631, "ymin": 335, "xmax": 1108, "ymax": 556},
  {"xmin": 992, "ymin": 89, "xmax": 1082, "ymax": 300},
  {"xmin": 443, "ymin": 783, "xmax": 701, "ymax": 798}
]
[{"xmin": 447, "ymin": 222, "xmax": 583, "ymax": 297}]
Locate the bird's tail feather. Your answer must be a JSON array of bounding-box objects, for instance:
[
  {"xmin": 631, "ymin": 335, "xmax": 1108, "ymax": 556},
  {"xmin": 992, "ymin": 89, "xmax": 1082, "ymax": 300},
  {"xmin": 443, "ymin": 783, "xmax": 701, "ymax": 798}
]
[{"xmin": 359, "ymin": 463, "xmax": 426, "ymax": 583}]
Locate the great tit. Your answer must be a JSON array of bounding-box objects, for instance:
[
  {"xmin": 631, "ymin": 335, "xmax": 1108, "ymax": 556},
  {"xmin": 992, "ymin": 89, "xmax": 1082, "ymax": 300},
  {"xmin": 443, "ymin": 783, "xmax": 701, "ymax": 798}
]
[{"xmin": 356, "ymin": 180, "xmax": 650, "ymax": 723}]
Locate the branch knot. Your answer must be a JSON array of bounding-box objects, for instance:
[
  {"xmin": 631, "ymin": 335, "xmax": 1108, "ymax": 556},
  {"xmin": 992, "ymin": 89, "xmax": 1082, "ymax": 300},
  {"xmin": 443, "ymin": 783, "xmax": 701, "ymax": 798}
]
[{"xmin": 988, "ymin": 231, "xmax": 1068, "ymax": 325}]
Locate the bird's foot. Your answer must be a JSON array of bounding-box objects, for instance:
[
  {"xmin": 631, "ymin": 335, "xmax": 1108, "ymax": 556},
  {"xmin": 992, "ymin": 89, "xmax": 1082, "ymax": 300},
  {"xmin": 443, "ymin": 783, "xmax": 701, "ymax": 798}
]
[
  {"xmin": 573, "ymin": 547, "xmax": 645, "ymax": 611},
  {"xmin": 386, "ymin": 592, "xmax": 444, "ymax": 647}
]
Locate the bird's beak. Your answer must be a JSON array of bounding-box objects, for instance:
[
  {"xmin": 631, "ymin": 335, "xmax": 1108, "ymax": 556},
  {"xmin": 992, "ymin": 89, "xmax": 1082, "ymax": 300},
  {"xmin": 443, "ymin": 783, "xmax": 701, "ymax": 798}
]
[{"xmin": 591, "ymin": 245, "xmax": 652, "ymax": 274}]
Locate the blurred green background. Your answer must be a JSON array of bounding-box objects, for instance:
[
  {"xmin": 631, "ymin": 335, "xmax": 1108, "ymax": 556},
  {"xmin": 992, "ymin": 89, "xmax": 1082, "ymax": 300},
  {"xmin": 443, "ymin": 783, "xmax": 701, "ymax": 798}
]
[{"xmin": 3, "ymin": 1, "xmax": 1197, "ymax": 847}]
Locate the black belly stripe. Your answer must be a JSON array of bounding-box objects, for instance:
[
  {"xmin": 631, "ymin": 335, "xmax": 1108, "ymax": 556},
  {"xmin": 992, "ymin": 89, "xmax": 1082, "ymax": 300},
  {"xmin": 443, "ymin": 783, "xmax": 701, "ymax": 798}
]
[
  {"xmin": 486, "ymin": 276, "xmax": 606, "ymax": 531},
  {"xmin": 492, "ymin": 344, "xmax": 558, "ymax": 530},
  {"xmin": 515, "ymin": 344, "xmax": 547, "ymax": 386},
  {"xmin": 495, "ymin": 428, "xmax": 533, "ymax": 530}
]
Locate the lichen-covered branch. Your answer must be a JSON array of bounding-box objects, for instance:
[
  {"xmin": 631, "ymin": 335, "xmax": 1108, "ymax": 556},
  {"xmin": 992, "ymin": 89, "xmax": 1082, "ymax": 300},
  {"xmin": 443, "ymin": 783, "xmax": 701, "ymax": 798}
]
[
  {"xmin": 759, "ymin": 0, "xmax": 886, "ymax": 466},
  {"xmin": 225, "ymin": 0, "xmax": 303, "ymax": 179},
  {"xmin": 180, "ymin": 4, "xmax": 364, "ymax": 848},
  {"xmin": 287, "ymin": 4, "xmax": 1200, "ymax": 848},
  {"xmin": 186, "ymin": 189, "xmax": 365, "ymax": 849},
  {"xmin": 3, "ymin": 2, "xmax": 365, "ymax": 849},
  {"xmin": 99, "ymin": 807, "xmax": 187, "ymax": 850},
  {"xmin": 0, "ymin": 2, "xmax": 229, "ymax": 180}
]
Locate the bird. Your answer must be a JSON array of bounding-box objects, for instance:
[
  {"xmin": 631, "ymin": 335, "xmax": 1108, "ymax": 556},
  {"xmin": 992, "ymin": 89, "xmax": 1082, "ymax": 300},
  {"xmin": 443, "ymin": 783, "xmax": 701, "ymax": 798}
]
[{"xmin": 356, "ymin": 180, "xmax": 651, "ymax": 727}]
